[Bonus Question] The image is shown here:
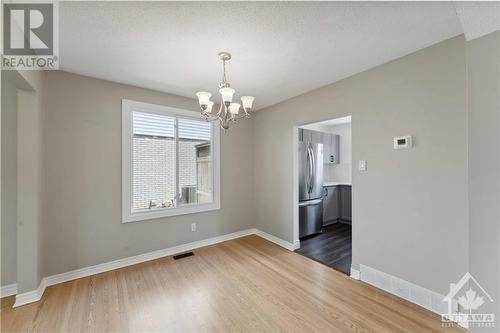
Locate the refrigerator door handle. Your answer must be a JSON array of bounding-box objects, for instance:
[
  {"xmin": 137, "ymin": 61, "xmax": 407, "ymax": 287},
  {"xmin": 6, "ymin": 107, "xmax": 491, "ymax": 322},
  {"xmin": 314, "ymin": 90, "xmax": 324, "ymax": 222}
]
[
  {"xmin": 298, "ymin": 198, "xmax": 323, "ymax": 207},
  {"xmin": 307, "ymin": 147, "xmax": 311, "ymax": 193},
  {"xmin": 305, "ymin": 147, "xmax": 310, "ymax": 193},
  {"xmin": 307, "ymin": 147, "xmax": 314, "ymax": 193},
  {"xmin": 309, "ymin": 146, "xmax": 315, "ymax": 193}
]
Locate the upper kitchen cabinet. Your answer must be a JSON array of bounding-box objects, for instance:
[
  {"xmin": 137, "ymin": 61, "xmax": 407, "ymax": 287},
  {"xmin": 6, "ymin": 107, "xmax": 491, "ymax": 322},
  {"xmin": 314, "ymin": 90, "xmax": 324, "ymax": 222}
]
[
  {"xmin": 298, "ymin": 128, "xmax": 308, "ymax": 142},
  {"xmin": 299, "ymin": 128, "xmax": 324, "ymax": 144},
  {"xmin": 311, "ymin": 130, "xmax": 323, "ymax": 144},
  {"xmin": 322, "ymin": 133, "xmax": 340, "ymax": 165},
  {"xmin": 299, "ymin": 129, "xmax": 339, "ymax": 164}
]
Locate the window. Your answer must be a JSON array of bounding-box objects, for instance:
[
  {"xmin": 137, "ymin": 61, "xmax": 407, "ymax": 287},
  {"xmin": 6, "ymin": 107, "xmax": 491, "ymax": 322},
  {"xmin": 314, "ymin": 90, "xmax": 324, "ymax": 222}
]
[{"xmin": 122, "ymin": 99, "xmax": 220, "ymax": 223}]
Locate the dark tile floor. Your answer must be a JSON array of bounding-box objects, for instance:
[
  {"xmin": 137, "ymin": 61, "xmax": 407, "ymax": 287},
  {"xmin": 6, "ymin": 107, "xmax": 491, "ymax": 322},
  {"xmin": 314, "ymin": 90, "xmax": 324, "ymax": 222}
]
[{"xmin": 295, "ymin": 223, "xmax": 352, "ymax": 274}]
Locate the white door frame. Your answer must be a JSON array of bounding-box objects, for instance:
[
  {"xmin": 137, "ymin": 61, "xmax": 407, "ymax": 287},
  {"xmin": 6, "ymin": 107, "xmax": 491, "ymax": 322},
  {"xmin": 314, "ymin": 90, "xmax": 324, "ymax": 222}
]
[
  {"xmin": 292, "ymin": 116, "xmax": 353, "ymax": 252},
  {"xmin": 292, "ymin": 126, "xmax": 300, "ymax": 247}
]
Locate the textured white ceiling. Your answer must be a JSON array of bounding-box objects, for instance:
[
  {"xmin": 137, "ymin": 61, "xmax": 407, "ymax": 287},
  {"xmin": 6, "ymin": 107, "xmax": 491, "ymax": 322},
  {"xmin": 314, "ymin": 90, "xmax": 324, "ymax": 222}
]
[
  {"xmin": 454, "ymin": 2, "xmax": 500, "ymax": 41},
  {"xmin": 59, "ymin": 2, "xmax": 464, "ymax": 110}
]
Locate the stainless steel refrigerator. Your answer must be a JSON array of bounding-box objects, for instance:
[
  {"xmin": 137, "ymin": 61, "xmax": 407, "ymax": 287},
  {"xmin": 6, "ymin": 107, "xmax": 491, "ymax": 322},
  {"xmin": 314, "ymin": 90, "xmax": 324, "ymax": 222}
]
[{"xmin": 298, "ymin": 141, "xmax": 324, "ymax": 238}]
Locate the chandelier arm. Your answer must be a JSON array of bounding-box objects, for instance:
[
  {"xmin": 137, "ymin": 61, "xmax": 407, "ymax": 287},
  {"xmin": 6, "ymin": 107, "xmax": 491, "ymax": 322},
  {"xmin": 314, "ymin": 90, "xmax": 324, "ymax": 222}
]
[
  {"xmin": 201, "ymin": 101, "xmax": 224, "ymax": 120},
  {"xmin": 222, "ymin": 103, "xmax": 232, "ymax": 129},
  {"xmin": 201, "ymin": 112, "xmax": 220, "ymax": 121},
  {"xmin": 219, "ymin": 115, "xmax": 228, "ymax": 131},
  {"xmin": 224, "ymin": 103, "xmax": 230, "ymax": 123},
  {"xmin": 230, "ymin": 110, "xmax": 251, "ymax": 121},
  {"xmin": 217, "ymin": 101, "xmax": 224, "ymax": 117}
]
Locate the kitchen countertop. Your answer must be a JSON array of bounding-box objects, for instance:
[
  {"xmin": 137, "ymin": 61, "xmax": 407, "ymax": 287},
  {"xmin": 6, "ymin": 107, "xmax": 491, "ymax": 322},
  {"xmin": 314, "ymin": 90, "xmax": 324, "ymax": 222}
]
[{"xmin": 323, "ymin": 181, "xmax": 352, "ymax": 187}]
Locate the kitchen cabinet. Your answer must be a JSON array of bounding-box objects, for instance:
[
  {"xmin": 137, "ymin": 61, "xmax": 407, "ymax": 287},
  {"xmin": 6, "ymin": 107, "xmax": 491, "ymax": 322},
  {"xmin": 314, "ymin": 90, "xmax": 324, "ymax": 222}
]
[
  {"xmin": 299, "ymin": 129, "xmax": 340, "ymax": 164},
  {"xmin": 323, "ymin": 186, "xmax": 340, "ymax": 225},
  {"xmin": 322, "ymin": 184, "xmax": 351, "ymax": 225},
  {"xmin": 298, "ymin": 128, "xmax": 308, "ymax": 142},
  {"xmin": 299, "ymin": 128, "xmax": 324, "ymax": 144},
  {"xmin": 339, "ymin": 185, "xmax": 352, "ymax": 223},
  {"xmin": 311, "ymin": 130, "xmax": 323, "ymax": 144},
  {"xmin": 322, "ymin": 133, "xmax": 340, "ymax": 165}
]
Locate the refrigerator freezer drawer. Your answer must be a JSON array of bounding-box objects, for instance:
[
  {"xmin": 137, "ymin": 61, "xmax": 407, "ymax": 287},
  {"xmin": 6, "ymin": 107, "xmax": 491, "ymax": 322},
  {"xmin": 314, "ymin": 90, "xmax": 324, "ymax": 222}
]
[{"xmin": 299, "ymin": 199, "xmax": 323, "ymax": 238}]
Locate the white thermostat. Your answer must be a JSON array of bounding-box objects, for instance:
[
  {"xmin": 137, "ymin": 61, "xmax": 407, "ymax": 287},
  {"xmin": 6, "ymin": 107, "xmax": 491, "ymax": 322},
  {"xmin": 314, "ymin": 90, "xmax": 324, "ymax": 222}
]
[{"xmin": 393, "ymin": 136, "xmax": 413, "ymax": 149}]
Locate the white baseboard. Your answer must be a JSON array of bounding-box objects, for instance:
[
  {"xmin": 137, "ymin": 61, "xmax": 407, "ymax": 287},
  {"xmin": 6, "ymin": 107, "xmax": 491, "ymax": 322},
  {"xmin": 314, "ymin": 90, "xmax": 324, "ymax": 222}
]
[
  {"xmin": 43, "ymin": 228, "xmax": 256, "ymax": 289},
  {"xmin": 359, "ymin": 264, "xmax": 462, "ymax": 325},
  {"xmin": 0, "ymin": 283, "xmax": 18, "ymax": 297},
  {"xmin": 350, "ymin": 267, "xmax": 360, "ymax": 280},
  {"xmin": 14, "ymin": 228, "xmax": 294, "ymax": 307},
  {"xmin": 254, "ymin": 229, "xmax": 296, "ymax": 251},
  {"xmin": 14, "ymin": 283, "xmax": 45, "ymax": 307},
  {"xmin": 293, "ymin": 239, "xmax": 301, "ymax": 250}
]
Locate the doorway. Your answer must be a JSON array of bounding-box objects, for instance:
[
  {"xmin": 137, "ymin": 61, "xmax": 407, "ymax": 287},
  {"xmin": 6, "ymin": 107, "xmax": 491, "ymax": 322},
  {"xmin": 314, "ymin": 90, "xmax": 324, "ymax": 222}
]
[{"xmin": 293, "ymin": 116, "xmax": 352, "ymax": 274}]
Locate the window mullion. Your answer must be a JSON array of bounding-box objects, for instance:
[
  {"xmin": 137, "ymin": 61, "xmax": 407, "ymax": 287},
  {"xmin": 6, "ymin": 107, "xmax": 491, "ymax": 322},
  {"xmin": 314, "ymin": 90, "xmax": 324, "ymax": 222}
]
[{"xmin": 174, "ymin": 117, "xmax": 180, "ymax": 208}]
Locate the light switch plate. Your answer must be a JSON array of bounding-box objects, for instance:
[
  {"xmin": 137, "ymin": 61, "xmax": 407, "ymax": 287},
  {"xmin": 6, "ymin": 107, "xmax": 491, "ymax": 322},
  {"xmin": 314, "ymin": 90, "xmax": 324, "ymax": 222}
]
[{"xmin": 359, "ymin": 160, "xmax": 367, "ymax": 171}]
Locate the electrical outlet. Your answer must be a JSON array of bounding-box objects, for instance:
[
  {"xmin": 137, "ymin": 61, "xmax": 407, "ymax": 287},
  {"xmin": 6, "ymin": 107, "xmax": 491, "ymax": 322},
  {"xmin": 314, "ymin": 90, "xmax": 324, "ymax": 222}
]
[
  {"xmin": 359, "ymin": 160, "xmax": 367, "ymax": 171},
  {"xmin": 191, "ymin": 223, "xmax": 197, "ymax": 232}
]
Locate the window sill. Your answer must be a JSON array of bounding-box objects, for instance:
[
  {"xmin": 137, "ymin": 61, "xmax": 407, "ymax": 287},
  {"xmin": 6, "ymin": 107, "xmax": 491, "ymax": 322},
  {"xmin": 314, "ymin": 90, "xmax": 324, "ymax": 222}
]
[{"xmin": 122, "ymin": 202, "xmax": 221, "ymax": 223}]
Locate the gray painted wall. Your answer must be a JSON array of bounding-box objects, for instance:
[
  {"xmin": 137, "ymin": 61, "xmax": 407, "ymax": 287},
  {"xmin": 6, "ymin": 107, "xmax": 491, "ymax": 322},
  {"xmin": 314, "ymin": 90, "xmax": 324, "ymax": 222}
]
[
  {"xmin": 1, "ymin": 72, "xmax": 18, "ymax": 286},
  {"xmin": 16, "ymin": 70, "xmax": 44, "ymax": 293},
  {"xmin": 466, "ymin": 31, "xmax": 500, "ymax": 332},
  {"xmin": 40, "ymin": 71, "xmax": 254, "ymax": 277},
  {"xmin": 252, "ymin": 36, "xmax": 468, "ymax": 295},
  {"xmin": 1, "ymin": 70, "xmax": 44, "ymax": 293}
]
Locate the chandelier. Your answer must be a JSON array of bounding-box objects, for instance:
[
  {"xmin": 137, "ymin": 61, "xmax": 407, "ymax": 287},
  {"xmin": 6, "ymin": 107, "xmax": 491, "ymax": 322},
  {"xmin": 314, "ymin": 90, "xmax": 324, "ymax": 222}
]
[{"xmin": 195, "ymin": 52, "xmax": 255, "ymax": 131}]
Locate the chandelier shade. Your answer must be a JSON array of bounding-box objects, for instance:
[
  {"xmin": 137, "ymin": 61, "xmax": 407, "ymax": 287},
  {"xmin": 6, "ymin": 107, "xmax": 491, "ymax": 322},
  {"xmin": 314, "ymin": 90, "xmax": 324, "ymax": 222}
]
[
  {"xmin": 196, "ymin": 92, "xmax": 212, "ymax": 106},
  {"xmin": 240, "ymin": 96, "xmax": 255, "ymax": 110},
  {"xmin": 219, "ymin": 87, "xmax": 235, "ymax": 103},
  {"xmin": 205, "ymin": 101, "xmax": 214, "ymax": 113},
  {"xmin": 195, "ymin": 52, "xmax": 255, "ymax": 131},
  {"xmin": 229, "ymin": 103, "xmax": 241, "ymax": 115}
]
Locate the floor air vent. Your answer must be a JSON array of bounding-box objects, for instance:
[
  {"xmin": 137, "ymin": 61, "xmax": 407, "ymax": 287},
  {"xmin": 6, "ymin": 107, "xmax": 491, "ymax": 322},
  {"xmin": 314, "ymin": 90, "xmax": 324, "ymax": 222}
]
[{"xmin": 173, "ymin": 252, "xmax": 194, "ymax": 260}]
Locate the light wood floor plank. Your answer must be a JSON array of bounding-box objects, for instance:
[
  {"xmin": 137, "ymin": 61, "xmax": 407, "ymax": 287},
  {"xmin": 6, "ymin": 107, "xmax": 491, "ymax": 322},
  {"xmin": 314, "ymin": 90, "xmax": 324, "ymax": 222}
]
[{"xmin": 0, "ymin": 235, "xmax": 463, "ymax": 332}]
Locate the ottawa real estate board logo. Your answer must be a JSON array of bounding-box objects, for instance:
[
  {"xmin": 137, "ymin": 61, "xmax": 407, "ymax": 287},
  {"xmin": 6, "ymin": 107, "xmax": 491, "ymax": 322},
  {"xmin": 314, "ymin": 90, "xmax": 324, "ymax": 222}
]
[
  {"xmin": 442, "ymin": 272, "xmax": 495, "ymax": 329},
  {"xmin": 2, "ymin": 2, "xmax": 59, "ymax": 70}
]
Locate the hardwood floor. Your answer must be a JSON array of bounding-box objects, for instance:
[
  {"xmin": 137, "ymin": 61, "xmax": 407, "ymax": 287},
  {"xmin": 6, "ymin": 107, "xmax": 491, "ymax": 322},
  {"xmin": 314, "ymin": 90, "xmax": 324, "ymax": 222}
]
[
  {"xmin": 296, "ymin": 223, "xmax": 352, "ymax": 274},
  {"xmin": 1, "ymin": 235, "xmax": 463, "ymax": 332}
]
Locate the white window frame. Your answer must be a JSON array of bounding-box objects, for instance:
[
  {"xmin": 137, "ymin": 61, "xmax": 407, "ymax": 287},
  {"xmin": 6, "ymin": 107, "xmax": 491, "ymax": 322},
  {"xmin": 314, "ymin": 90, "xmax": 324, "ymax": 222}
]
[{"xmin": 122, "ymin": 99, "xmax": 220, "ymax": 223}]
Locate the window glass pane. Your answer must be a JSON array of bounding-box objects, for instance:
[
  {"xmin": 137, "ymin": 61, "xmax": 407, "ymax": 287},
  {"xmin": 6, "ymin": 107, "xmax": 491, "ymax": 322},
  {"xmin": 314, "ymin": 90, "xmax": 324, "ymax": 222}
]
[
  {"xmin": 177, "ymin": 118, "xmax": 212, "ymax": 205},
  {"xmin": 132, "ymin": 112, "xmax": 176, "ymax": 211}
]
